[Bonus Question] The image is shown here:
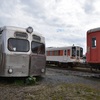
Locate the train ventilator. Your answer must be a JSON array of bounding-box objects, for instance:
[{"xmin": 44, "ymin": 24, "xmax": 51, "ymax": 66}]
[{"xmin": 0, "ymin": 26, "xmax": 46, "ymax": 77}]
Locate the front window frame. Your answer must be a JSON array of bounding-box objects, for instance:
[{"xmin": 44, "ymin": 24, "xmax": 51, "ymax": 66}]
[
  {"xmin": 31, "ymin": 41, "xmax": 45, "ymax": 55},
  {"xmin": 8, "ymin": 38, "xmax": 30, "ymax": 52}
]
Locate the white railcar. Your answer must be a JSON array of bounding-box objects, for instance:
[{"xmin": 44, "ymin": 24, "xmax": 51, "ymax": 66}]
[
  {"xmin": 0, "ymin": 26, "xmax": 46, "ymax": 77},
  {"xmin": 46, "ymin": 46, "xmax": 83, "ymax": 67}
]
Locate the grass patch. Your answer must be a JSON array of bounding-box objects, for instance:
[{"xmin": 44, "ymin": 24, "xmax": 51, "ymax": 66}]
[{"xmin": 24, "ymin": 83, "xmax": 100, "ymax": 100}]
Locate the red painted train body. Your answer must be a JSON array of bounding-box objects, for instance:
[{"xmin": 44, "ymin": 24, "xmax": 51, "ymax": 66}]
[{"xmin": 86, "ymin": 27, "xmax": 100, "ymax": 70}]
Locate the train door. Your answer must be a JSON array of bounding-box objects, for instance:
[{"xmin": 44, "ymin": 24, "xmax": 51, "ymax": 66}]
[
  {"xmin": 63, "ymin": 49, "xmax": 67, "ymax": 60},
  {"xmin": 76, "ymin": 47, "xmax": 83, "ymax": 59},
  {"xmin": 87, "ymin": 29, "xmax": 100, "ymax": 63},
  {"xmin": 87, "ymin": 32, "xmax": 97, "ymax": 62},
  {"xmin": 72, "ymin": 46, "xmax": 76, "ymax": 58},
  {"xmin": 90, "ymin": 37, "xmax": 97, "ymax": 61},
  {"xmin": 29, "ymin": 36, "xmax": 46, "ymax": 76}
]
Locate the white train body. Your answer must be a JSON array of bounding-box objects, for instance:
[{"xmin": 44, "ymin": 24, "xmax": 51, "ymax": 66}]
[
  {"xmin": 0, "ymin": 26, "xmax": 46, "ymax": 77},
  {"xmin": 46, "ymin": 46, "xmax": 83, "ymax": 67}
]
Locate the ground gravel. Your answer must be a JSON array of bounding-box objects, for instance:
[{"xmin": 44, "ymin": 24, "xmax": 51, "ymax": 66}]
[
  {"xmin": 0, "ymin": 67, "xmax": 99, "ymax": 100},
  {"xmin": 41, "ymin": 68, "xmax": 100, "ymax": 89}
]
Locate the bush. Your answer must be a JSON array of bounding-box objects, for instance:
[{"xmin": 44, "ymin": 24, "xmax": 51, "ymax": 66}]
[{"xmin": 25, "ymin": 76, "xmax": 36, "ymax": 85}]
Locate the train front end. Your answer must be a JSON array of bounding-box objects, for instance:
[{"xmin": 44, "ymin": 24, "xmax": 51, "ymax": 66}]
[
  {"xmin": 0, "ymin": 26, "xmax": 46, "ymax": 77},
  {"xmin": 0, "ymin": 26, "xmax": 31, "ymax": 77},
  {"xmin": 29, "ymin": 33, "xmax": 46, "ymax": 76}
]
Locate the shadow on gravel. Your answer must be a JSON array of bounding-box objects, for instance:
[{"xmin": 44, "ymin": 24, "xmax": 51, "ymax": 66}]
[
  {"xmin": 0, "ymin": 77, "xmax": 26, "ymax": 85},
  {"xmin": 83, "ymin": 75, "xmax": 100, "ymax": 82},
  {"xmin": 35, "ymin": 76, "xmax": 44, "ymax": 82},
  {"xmin": 0, "ymin": 76, "xmax": 45, "ymax": 86}
]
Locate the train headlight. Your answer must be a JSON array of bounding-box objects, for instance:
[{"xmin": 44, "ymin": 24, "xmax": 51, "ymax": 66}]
[
  {"xmin": 8, "ymin": 68, "xmax": 13, "ymax": 74},
  {"xmin": 26, "ymin": 26, "xmax": 33, "ymax": 33},
  {"xmin": 41, "ymin": 69, "xmax": 45, "ymax": 73}
]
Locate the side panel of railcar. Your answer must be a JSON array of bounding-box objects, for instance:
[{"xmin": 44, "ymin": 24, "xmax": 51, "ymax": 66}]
[
  {"xmin": 29, "ymin": 34, "xmax": 46, "ymax": 76},
  {"xmin": 87, "ymin": 31, "xmax": 100, "ymax": 63}
]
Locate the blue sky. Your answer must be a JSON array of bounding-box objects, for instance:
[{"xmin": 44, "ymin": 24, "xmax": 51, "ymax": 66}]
[{"xmin": 0, "ymin": 0, "xmax": 100, "ymax": 54}]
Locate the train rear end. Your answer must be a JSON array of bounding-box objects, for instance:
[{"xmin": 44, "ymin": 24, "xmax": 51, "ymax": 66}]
[
  {"xmin": 87, "ymin": 28, "xmax": 100, "ymax": 70},
  {"xmin": 46, "ymin": 46, "xmax": 83, "ymax": 67},
  {"xmin": 70, "ymin": 46, "xmax": 83, "ymax": 67}
]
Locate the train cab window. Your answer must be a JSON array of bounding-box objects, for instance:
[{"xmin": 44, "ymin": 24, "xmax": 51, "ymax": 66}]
[
  {"xmin": 77, "ymin": 50, "xmax": 79, "ymax": 56},
  {"xmin": 92, "ymin": 37, "xmax": 96, "ymax": 47},
  {"xmin": 80, "ymin": 48, "xmax": 83, "ymax": 57},
  {"xmin": 72, "ymin": 47, "xmax": 76, "ymax": 57},
  {"xmin": 8, "ymin": 38, "xmax": 29, "ymax": 52},
  {"xmin": 31, "ymin": 41, "xmax": 45, "ymax": 54}
]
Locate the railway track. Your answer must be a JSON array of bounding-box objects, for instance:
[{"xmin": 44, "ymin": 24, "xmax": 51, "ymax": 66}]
[{"xmin": 46, "ymin": 64, "xmax": 100, "ymax": 74}]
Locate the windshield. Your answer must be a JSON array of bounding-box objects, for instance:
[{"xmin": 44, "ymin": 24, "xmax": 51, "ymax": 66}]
[
  {"xmin": 72, "ymin": 47, "xmax": 76, "ymax": 57},
  {"xmin": 31, "ymin": 41, "xmax": 45, "ymax": 54},
  {"xmin": 8, "ymin": 38, "xmax": 29, "ymax": 52},
  {"xmin": 80, "ymin": 48, "xmax": 83, "ymax": 57}
]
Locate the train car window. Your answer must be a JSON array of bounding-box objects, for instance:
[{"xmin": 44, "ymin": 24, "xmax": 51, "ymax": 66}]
[
  {"xmin": 0, "ymin": 33, "xmax": 2, "ymax": 42},
  {"xmin": 77, "ymin": 50, "xmax": 79, "ymax": 56},
  {"xmin": 8, "ymin": 38, "xmax": 29, "ymax": 52},
  {"xmin": 67, "ymin": 49, "xmax": 70, "ymax": 56},
  {"xmin": 58, "ymin": 50, "xmax": 60, "ymax": 56},
  {"xmin": 72, "ymin": 47, "xmax": 76, "ymax": 57},
  {"xmin": 53, "ymin": 51, "xmax": 55, "ymax": 55},
  {"xmin": 0, "ymin": 30, "xmax": 3, "ymax": 34},
  {"xmin": 46, "ymin": 51, "xmax": 48, "ymax": 56},
  {"xmin": 47, "ymin": 51, "xmax": 51, "ymax": 56},
  {"xmin": 80, "ymin": 48, "xmax": 83, "ymax": 57},
  {"xmin": 31, "ymin": 41, "xmax": 45, "ymax": 54},
  {"xmin": 64, "ymin": 50, "xmax": 66, "ymax": 55},
  {"xmin": 54, "ymin": 51, "xmax": 58, "ymax": 56},
  {"xmin": 92, "ymin": 37, "xmax": 96, "ymax": 47},
  {"xmin": 49, "ymin": 51, "xmax": 52, "ymax": 56}
]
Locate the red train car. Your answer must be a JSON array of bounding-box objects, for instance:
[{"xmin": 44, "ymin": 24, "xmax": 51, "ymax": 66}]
[{"xmin": 86, "ymin": 27, "xmax": 100, "ymax": 70}]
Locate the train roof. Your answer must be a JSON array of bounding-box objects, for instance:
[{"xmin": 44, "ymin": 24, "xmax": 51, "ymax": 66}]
[
  {"xmin": 0, "ymin": 26, "xmax": 43, "ymax": 37},
  {"xmin": 0, "ymin": 26, "xmax": 25, "ymax": 32},
  {"xmin": 46, "ymin": 46, "xmax": 82, "ymax": 51},
  {"xmin": 87, "ymin": 27, "xmax": 100, "ymax": 33}
]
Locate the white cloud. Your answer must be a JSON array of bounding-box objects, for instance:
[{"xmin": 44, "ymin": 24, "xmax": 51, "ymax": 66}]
[{"xmin": 0, "ymin": 0, "xmax": 100, "ymax": 54}]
